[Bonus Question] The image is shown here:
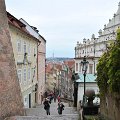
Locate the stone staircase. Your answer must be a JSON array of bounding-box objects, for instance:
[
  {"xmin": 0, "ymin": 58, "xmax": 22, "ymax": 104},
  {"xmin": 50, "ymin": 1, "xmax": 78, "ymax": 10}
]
[{"xmin": 8, "ymin": 102, "xmax": 79, "ymax": 120}]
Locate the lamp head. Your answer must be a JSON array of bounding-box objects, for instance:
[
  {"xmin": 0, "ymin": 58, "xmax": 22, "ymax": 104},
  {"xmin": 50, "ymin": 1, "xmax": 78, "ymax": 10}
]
[{"xmin": 81, "ymin": 56, "xmax": 89, "ymax": 73}]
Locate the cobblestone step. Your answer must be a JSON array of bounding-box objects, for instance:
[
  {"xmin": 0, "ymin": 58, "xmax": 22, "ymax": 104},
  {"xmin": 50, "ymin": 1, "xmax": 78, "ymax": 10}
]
[
  {"xmin": 25, "ymin": 102, "xmax": 77, "ymax": 116},
  {"xmin": 13, "ymin": 102, "xmax": 79, "ymax": 120},
  {"xmin": 25, "ymin": 107, "xmax": 77, "ymax": 115},
  {"xmin": 15, "ymin": 114, "xmax": 79, "ymax": 120}
]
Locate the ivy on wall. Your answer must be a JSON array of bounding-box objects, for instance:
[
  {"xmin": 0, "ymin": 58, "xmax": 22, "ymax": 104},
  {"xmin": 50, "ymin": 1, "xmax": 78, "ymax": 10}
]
[{"xmin": 96, "ymin": 29, "xmax": 120, "ymax": 94}]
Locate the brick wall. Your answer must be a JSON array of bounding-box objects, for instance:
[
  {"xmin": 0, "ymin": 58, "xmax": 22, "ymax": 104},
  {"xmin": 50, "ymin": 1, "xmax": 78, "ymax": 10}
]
[{"xmin": 0, "ymin": 0, "xmax": 24, "ymax": 119}]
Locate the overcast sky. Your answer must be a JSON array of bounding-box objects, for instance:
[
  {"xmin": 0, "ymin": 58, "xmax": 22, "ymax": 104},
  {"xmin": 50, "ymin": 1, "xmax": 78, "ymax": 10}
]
[{"xmin": 5, "ymin": 0, "xmax": 119, "ymax": 58}]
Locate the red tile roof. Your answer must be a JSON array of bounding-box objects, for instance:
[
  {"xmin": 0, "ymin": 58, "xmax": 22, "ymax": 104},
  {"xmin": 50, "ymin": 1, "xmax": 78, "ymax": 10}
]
[
  {"xmin": 64, "ymin": 60, "xmax": 75, "ymax": 68},
  {"xmin": 7, "ymin": 12, "xmax": 40, "ymax": 42},
  {"xmin": 46, "ymin": 63, "xmax": 53, "ymax": 73},
  {"xmin": 55, "ymin": 64, "xmax": 62, "ymax": 70}
]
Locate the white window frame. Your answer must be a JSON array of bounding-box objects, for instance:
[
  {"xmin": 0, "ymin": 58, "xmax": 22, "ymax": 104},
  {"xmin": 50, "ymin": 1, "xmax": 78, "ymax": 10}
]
[
  {"xmin": 79, "ymin": 63, "xmax": 81, "ymax": 72},
  {"xmin": 24, "ymin": 41, "xmax": 27, "ymax": 54},
  {"xmin": 24, "ymin": 95, "xmax": 28, "ymax": 108},
  {"xmin": 89, "ymin": 64, "xmax": 93, "ymax": 74},
  {"xmin": 17, "ymin": 40, "xmax": 21, "ymax": 52},
  {"xmin": 17, "ymin": 69, "xmax": 22, "ymax": 83},
  {"xmin": 23, "ymin": 68, "xmax": 27, "ymax": 83},
  {"xmin": 28, "ymin": 43, "xmax": 31, "ymax": 55},
  {"xmin": 28, "ymin": 67, "xmax": 31, "ymax": 81}
]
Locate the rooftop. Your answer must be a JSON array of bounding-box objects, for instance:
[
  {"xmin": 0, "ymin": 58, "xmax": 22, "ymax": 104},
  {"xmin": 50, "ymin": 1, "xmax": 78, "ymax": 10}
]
[{"xmin": 76, "ymin": 73, "xmax": 97, "ymax": 83}]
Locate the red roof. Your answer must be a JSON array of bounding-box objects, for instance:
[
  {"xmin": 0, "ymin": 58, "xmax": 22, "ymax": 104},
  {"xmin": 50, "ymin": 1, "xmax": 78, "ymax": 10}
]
[
  {"xmin": 55, "ymin": 64, "xmax": 62, "ymax": 71},
  {"xmin": 7, "ymin": 12, "xmax": 40, "ymax": 42},
  {"xmin": 64, "ymin": 60, "xmax": 75, "ymax": 68},
  {"xmin": 46, "ymin": 63, "xmax": 53, "ymax": 73}
]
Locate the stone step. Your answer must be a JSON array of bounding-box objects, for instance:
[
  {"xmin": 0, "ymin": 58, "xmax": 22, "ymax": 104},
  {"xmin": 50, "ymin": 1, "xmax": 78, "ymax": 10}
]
[
  {"xmin": 18, "ymin": 102, "xmax": 80, "ymax": 120},
  {"xmin": 25, "ymin": 106, "xmax": 78, "ymax": 116},
  {"xmin": 14, "ymin": 114, "xmax": 79, "ymax": 120}
]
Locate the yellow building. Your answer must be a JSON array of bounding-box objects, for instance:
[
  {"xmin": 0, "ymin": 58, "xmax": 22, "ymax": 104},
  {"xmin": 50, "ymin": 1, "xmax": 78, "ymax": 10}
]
[
  {"xmin": 19, "ymin": 18, "xmax": 46, "ymax": 104},
  {"xmin": 7, "ymin": 12, "xmax": 40, "ymax": 108}
]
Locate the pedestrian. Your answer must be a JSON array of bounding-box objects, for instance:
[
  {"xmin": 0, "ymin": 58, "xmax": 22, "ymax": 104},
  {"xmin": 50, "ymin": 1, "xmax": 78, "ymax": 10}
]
[
  {"xmin": 44, "ymin": 91, "xmax": 48, "ymax": 98},
  {"xmin": 54, "ymin": 94, "xmax": 56, "ymax": 102},
  {"xmin": 43, "ymin": 98, "xmax": 51, "ymax": 115},
  {"xmin": 57, "ymin": 101, "xmax": 65, "ymax": 115},
  {"xmin": 57, "ymin": 95, "xmax": 61, "ymax": 102}
]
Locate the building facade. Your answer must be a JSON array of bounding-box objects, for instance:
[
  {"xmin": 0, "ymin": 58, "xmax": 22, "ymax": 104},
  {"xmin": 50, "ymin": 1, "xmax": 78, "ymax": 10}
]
[
  {"xmin": 20, "ymin": 18, "xmax": 46, "ymax": 104},
  {"xmin": 8, "ymin": 12, "xmax": 39, "ymax": 108},
  {"xmin": 74, "ymin": 3, "xmax": 120, "ymax": 74}
]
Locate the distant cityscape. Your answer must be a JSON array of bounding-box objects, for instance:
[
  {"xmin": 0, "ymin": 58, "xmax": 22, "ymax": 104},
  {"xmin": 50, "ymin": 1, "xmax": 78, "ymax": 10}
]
[{"xmin": 46, "ymin": 57, "xmax": 74, "ymax": 63}]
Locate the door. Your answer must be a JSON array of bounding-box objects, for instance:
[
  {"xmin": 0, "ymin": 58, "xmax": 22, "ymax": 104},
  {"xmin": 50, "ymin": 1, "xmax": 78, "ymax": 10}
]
[{"xmin": 29, "ymin": 93, "xmax": 31, "ymax": 108}]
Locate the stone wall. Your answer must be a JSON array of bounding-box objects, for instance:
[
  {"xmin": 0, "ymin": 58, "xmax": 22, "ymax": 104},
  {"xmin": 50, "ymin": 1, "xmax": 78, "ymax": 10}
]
[
  {"xmin": 100, "ymin": 93, "xmax": 120, "ymax": 120},
  {"xmin": 0, "ymin": 0, "xmax": 24, "ymax": 119}
]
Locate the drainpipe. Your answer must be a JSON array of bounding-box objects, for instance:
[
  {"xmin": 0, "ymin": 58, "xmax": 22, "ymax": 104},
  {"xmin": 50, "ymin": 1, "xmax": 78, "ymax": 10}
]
[
  {"xmin": 36, "ymin": 40, "xmax": 41, "ymax": 104},
  {"xmin": 37, "ymin": 41, "xmax": 41, "ymax": 82}
]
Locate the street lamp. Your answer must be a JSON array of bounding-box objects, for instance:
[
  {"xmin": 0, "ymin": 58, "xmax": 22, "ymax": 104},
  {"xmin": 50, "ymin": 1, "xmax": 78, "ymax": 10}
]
[
  {"xmin": 92, "ymin": 34, "xmax": 96, "ymax": 74},
  {"xmin": 81, "ymin": 56, "xmax": 89, "ymax": 105}
]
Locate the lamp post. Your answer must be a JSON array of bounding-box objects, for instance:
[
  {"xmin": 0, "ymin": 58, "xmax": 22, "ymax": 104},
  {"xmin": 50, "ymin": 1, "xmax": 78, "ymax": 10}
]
[
  {"xmin": 92, "ymin": 34, "xmax": 96, "ymax": 75},
  {"xmin": 81, "ymin": 56, "xmax": 89, "ymax": 105}
]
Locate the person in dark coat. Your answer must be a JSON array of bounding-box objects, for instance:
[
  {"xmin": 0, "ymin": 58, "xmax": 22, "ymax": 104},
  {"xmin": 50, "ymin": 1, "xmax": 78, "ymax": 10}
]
[
  {"xmin": 57, "ymin": 101, "xmax": 65, "ymax": 115},
  {"xmin": 43, "ymin": 98, "xmax": 51, "ymax": 115}
]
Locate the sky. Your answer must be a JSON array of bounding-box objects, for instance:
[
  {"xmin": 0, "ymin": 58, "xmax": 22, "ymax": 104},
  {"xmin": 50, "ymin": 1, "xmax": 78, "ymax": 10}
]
[{"xmin": 5, "ymin": 0, "xmax": 119, "ymax": 58}]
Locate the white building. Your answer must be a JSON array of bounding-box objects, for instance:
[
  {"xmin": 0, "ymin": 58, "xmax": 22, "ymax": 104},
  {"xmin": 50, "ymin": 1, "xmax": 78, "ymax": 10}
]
[
  {"xmin": 74, "ymin": 2, "xmax": 120, "ymax": 109},
  {"xmin": 75, "ymin": 2, "xmax": 120, "ymax": 74}
]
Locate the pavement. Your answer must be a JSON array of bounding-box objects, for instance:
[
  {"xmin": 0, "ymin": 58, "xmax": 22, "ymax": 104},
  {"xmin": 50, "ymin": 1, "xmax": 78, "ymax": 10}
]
[{"xmin": 14, "ymin": 102, "xmax": 79, "ymax": 120}]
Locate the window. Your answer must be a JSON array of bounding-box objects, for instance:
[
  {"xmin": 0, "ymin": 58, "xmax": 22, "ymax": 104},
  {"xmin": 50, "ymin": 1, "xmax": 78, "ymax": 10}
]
[
  {"xmin": 83, "ymin": 50, "xmax": 84, "ymax": 54},
  {"xmin": 17, "ymin": 69, "xmax": 22, "ymax": 83},
  {"xmin": 24, "ymin": 95, "xmax": 28, "ymax": 108},
  {"xmin": 91, "ymin": 48, "xmax": 92, "ymax": 52},
  {"xmin": 28, "ymin": 67, "xmax": 31, "ymax": 81},
  {"xmin": 23, "ymin": 68, "xmax": 27, "ymax": 82},
  {"xmin": 17, "ymin": 40, "xmax": 21, "ymax": 52},
  {"xmin": 28, "ymin": 43, "xmax": 31, "ymax": 55},
  {"xmin": 79, "ymin": 63, "xmax": 81, "ymax": 72},
  {"xmin": 89, "ymin": 64, "xmax": 93, "ymax": 74},
  {"xmin": 24, "ymin": 42, "xmax": 27, "ymax": 53},
  {"xmin": 76, "ymin": 63, "xmax": 78, "ymax": 71}
]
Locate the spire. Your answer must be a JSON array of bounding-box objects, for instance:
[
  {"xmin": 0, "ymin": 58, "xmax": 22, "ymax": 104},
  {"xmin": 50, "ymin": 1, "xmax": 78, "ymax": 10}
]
[
  {"xmin": 119, "ymin": 2, "xmax": 120, "ymax": 6},
  {"xmin": 116, "ymin": 2, "xmax": 120, "ymax": 15}
]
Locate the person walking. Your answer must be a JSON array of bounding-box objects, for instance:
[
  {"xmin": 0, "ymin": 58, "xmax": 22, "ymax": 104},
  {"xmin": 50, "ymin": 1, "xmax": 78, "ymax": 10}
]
[
  {"xmin": 57, "ymin": 95, "xmax": 61, "ymax": 102},
  {"xmin": 43, "ymin": 98, "xmax": 51, "ymax": 115},
  {"xmin": 54, "ymin": 94, "xmax": 56, "ymax": 102},
  {"xmin": 57, "ymin": 101, "xmax": 65, "ymax": 115}
]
